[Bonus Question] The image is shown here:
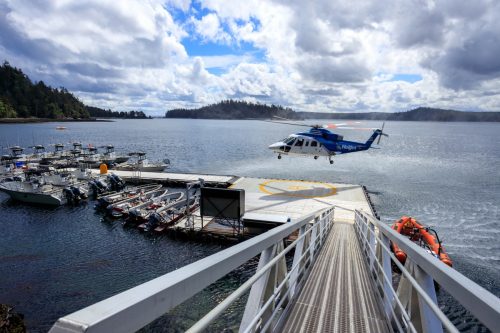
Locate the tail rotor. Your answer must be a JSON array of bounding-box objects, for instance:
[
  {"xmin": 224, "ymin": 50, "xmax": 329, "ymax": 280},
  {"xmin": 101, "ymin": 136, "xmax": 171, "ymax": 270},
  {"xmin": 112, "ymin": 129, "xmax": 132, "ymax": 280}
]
[{"xmin": 376, "ymin": 122, "xmax": 388, "ymax": 144}]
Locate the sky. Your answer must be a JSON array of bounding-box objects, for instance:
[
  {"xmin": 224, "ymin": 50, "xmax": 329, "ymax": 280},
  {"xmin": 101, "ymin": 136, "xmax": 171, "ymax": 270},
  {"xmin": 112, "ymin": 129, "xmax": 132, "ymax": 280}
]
[{"xmin": 0, "ymin": 0, "xmax": 499, "ymax": 116}]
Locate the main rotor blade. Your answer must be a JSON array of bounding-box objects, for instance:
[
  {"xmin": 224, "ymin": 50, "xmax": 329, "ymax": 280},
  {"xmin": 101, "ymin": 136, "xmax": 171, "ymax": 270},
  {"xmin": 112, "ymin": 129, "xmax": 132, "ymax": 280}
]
[{"xmin": 259, "ymin": 119, "xmax": 313, "ymax": 128}]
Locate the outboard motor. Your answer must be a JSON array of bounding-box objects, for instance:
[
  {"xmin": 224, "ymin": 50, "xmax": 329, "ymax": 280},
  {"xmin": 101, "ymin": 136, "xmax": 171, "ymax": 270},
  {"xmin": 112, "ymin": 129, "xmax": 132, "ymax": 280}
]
[
  {"xmin": 95, "ymin": 179, "xmax": 108, "ymax": 194},
  {"xmin": 146, "ymin": 213, "xmax": 161, "ymax": 231},
  {"xmin": 88, "ymin": 180, "xmax": 98, "ymax": 196},
  {"xmin": 128, "ymin": 208, "xmax": 140, "ymax": 221},
  {"xmin": 63, "ymin": 187, "xmax": 76, "ymax": 204},
  {"xmin": 108, "ymin": 174, "xmax": 125, "ymax": 191},
  {"xmin": 95, "ymin": 197, "xmax": 109, "ymax": 209},
  {"xmin": 70, "ymin": 186, "xmax": 87, "ymax": 200}
]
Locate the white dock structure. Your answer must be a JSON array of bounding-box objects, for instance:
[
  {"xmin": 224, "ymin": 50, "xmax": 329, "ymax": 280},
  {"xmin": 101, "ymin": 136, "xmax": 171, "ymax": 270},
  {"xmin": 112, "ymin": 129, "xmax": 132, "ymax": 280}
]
[
  {"xmin": 50, "ymin": 172, "xmax": 500, "ymax": 333},
  {"xmin": 90, "ymin": 169, "xmax": 238, "ymax": 186}
]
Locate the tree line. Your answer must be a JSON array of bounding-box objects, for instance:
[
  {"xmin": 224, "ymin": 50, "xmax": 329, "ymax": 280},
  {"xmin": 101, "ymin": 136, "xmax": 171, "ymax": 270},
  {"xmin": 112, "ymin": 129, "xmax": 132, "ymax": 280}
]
[
  {"xmin": 0, "ymin": 61, "xmax": 148, "ymax": 119},
  {"xmin": 165, "ymin": 99, "xmax": 301, "ymax": 119},
  {"xmin": 298, "ymin": 107, "xmax": 500, "ymax": 122}
]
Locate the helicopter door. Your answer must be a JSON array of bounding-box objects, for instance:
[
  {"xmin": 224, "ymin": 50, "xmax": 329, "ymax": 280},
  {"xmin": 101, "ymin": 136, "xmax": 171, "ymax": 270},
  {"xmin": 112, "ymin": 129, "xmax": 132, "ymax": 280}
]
[
  {"xmin": 310, "ymin": 140, "xmax": 322, "ymax": 154},
  {"xmin": 293, "ymin": 138, "xmax": 304, "ymax": 154}
]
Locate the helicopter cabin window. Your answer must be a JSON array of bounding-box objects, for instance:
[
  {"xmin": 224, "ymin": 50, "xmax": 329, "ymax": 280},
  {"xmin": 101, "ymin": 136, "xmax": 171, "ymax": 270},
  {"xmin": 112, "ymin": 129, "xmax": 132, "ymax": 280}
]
[
  {"xmin": 305, "ymin": 141, "xmax": 309, "ymax": 147},
  {"xmin": 295, "ymin": 139, "xmax": 304, "ymax": 147},
  {"xmin": 311, "ymin": 141, "xmax": 318, "ymax": 147}
]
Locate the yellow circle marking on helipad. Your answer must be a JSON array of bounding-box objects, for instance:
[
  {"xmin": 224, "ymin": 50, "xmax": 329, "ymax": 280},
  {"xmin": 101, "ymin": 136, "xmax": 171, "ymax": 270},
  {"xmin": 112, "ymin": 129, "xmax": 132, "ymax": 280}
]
[{"xmin": 259, "ymin": 179, "xmax": 337, "ymax": 198}]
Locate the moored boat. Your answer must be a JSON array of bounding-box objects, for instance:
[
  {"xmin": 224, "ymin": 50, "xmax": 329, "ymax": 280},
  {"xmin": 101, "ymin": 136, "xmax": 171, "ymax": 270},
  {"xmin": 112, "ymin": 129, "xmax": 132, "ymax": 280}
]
[
  {"xmin": 0, "ymin": 181, "xmax": 64, "ymax": 206},
  {"xmin": 126, "ymin": 190, "xmax": 184, "ymax": 224},
  {"xmin": 106, "ymin": 184, "xmax": 164, "ymax": 217},
  {"xmin": 107, "ymin": 186, "xmax": 166, "ymax": 218},
  {"xmin": 390, "ymin": 216, "xmax": 452, "ymax": 267},
  {"xmin": 94, "ymin": 183, "xmax": 161, "ymax": 209},
  {"xmin": 114, "ymin": 152, "xmax": 169, "ymax": 172},
  {"xmin": 138, "ymin": 195, "xmax": 198, "ymax": 232}
]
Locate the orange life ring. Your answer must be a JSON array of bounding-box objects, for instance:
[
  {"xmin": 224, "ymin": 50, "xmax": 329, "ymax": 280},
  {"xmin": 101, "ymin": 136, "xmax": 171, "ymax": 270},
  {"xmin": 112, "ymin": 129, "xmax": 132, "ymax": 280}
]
[{"xmin": 391, "ymin": 216, "xmax": 452, "ymax": 267}]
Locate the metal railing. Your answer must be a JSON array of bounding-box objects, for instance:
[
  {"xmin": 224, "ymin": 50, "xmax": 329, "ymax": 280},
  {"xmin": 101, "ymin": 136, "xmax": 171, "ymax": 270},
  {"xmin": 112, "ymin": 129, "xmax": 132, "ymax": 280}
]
[
  {"xmin": 49, "ymin": 207, "xmax": 335, "ymax": 333},
  {"xmin": 354, "ymin": 210, "xmax": 500, "ymax": 333}
]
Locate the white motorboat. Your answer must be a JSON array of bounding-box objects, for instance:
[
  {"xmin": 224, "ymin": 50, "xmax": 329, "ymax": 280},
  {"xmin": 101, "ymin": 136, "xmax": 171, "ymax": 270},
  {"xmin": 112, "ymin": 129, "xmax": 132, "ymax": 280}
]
[
  {"xmin": 101, "ymin": 145, "xmax": 129, "ymax": 164},
  {"xmin": 114, "ymin": 152, "xmax": 169, "ymax": 172},
  {"xmin": 0, "ymin": 181, "xmax": 64, "ymax": 206},
  {"xmin": 126, "ymin": 190, "xmax": 184, "ymax": 223}
]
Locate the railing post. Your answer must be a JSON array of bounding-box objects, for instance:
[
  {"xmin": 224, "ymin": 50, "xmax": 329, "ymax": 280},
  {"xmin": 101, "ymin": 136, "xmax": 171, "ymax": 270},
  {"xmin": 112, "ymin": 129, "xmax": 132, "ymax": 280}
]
[
  {"xmin": 289, "ymin": 225, "xmax": 307, "ymax": 299},
  {"xmin": 309, "ymin": 221, "xmax": 318, "ymax": 258},
  {"xmin": 396, "ymin": 260, "xmax": 443, "ymax": 333},
  {"xmin": 368, "ymin": 221, "xmax": 376, "ymax": 272},
  {"xmin": 379, "ymin": 233, "xmax": 393, "ymax": 319},
  {"xmin": 240, "ymin": 241, "xmax": 286, "ymax": 332}
]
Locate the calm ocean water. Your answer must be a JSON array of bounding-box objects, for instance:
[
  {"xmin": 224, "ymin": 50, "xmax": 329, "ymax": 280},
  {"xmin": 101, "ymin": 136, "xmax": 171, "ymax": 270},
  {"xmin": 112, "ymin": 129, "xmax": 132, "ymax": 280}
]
[{"xmin": 1, "ymin": 119, "xmax": 499, "ymax": 332}]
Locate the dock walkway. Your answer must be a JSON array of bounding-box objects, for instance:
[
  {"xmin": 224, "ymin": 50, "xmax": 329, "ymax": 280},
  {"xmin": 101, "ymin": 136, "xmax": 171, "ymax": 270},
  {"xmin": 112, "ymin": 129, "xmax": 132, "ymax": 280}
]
[
  {"xmin": 90, "ymin": 169, "xmax": 238, "ymax": 186},
  {"xmin": 281, "ymin": 221, "xmax": 390, "ymax": 332}
]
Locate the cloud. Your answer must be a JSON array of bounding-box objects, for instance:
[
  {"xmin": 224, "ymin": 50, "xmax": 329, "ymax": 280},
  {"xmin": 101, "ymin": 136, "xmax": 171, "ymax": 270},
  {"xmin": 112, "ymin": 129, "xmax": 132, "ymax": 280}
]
[
  {"xmin": 192, "ymin": 13, "xmax": 231, "ymax": 44},
  {"xmin": 297, "ymin": 56, "xmax": 371, "ymax": 83},
  {"xmin": 393, "ymin": 4, "xmax": 445, "ymax": 48},
  {"xmin": 0, "ymin": 0, "xmax": 499, "ymax": 114}
]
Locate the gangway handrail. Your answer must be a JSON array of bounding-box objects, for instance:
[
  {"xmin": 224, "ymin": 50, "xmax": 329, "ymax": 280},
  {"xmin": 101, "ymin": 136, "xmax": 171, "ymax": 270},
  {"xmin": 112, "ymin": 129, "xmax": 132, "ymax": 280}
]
[
  {"xmin": 355, "ymin": 209, "xmax": 500, "ymax": 332},
  {"xmin": 49, "ymin": 207, "xmax": 334, "ymax": 333}
]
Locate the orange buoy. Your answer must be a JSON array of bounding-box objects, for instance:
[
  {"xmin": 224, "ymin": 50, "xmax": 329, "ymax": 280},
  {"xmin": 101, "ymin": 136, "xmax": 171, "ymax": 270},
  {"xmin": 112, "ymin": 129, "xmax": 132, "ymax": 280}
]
[
  {"xmin": 390, "ymin": 216, "xmax": 452, "ymax": 267},
  {"xmin": 99, "ymin": 163, "xmax": 108, "ymax": 174}
]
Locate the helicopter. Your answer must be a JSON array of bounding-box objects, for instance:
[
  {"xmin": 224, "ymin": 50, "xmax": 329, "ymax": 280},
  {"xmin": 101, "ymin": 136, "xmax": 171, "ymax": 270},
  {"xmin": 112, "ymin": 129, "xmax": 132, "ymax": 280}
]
[{"xmin": 267, "ymin": 120, "xmax": 388, "ymax": 164}]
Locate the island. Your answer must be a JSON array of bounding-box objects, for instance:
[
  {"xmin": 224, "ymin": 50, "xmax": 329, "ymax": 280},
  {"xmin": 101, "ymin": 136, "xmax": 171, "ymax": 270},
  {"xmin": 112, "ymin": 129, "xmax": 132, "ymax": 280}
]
[
  {"xmin": 166, "ymin": 101, "xmax": 500, "ymax": 122},
  {"xmin": 165, "ymin": 100, "xmax": 301, "ymax": 120}
]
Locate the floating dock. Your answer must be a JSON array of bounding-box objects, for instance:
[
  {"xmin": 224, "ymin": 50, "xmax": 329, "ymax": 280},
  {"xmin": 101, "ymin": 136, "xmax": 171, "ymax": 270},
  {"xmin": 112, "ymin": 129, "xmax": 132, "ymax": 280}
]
[
  {"xmin": 90, "ymin": 169, "xmax": 238, "ymax": 187},
  {"xmin": 92, "ymin": 169, "xmax": 375, "ymax": 241},
  {"xmin": 50, "ymin": 170, "xmax": 500, "ymax": 333}
]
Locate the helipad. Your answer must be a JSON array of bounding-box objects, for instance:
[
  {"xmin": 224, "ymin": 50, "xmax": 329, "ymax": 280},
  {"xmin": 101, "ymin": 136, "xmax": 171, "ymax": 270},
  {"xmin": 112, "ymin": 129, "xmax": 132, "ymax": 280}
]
[{"xmin": 230, "ymin": 177, "xmax": 373, "ymax": 221}]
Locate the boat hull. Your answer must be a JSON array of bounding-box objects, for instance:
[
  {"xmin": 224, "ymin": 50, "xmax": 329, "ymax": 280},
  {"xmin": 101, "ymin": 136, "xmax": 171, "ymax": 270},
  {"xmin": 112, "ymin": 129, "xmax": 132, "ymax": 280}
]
[{"xmin": 0, "ymin": 186, "xmax": 62, "ymax": 206}]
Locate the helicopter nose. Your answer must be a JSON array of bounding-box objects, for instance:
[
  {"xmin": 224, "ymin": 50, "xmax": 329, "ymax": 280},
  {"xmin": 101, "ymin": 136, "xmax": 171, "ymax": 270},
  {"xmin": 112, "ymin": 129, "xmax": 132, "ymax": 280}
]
[{"xmin": 268, "ymin": 142, "xmax": 283, "ymax": 150}]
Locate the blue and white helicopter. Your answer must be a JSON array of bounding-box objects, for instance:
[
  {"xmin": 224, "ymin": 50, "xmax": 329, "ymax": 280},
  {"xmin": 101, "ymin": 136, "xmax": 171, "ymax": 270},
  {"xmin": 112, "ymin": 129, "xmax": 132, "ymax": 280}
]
[{"xmin": 268, "ymin": 120, "xmax": 388, "ymax": 164}]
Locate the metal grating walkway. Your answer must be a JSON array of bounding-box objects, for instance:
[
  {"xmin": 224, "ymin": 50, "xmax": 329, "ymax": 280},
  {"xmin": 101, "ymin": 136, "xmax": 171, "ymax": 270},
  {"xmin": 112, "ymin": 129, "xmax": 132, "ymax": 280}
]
[{"xmin": 281, "ymin": 221, "xmax": 391, "ymax": 333}]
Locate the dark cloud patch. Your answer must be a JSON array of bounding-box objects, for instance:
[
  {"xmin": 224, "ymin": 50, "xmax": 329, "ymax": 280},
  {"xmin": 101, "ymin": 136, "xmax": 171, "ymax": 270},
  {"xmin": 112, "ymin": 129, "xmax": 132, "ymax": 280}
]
[
  {"xmin": 423, "ymin": 31, "xmax": 500, "ymax": 90},
  {"xmin": 0, "ymin": 4, "xmax": 61, "ymax": 64},
  {"xmin": 394, "ymin": 7, "xmax": 444, "ymax": 48},
  {"xmin": 34, "ymin": 70, "xmax": 120, "ymax": 94},
  {"xmin": 62, "ymin": 63, "xmax": 124, "ymax": 79},
  {"xmin": 297, "ymin": 56, "xmax": 370, "ymax": 83},
  {"xmin": 303, "ymin": 88, "xmax": 343, "ymax": 96}
]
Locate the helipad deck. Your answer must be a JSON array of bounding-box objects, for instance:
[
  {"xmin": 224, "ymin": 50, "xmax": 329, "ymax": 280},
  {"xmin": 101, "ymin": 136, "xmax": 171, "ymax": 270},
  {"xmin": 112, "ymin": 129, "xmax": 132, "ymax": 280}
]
[
  {"xmin": 172, "ymin": 176, "xmax": 374, "ymax": 237},
  {"xmin": 230, "ymin": 177, "xmax": 373, "ymax": 221}
]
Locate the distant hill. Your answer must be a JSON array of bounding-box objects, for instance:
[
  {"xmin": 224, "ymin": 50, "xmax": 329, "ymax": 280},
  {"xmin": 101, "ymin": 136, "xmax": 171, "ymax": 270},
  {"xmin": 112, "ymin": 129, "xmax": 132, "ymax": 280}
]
[
  {"xmin": 0, "ymin": 61, "xmax": 148, "ymax": 119},
  {"xmin": 166, "ymin": 101, "xmax": 500, "ymax": 122},
  {"xmin": 165, "ymin": 100, "xmax": 301, "ymax": 119},
  {"xmin": 298, "ymin": 107, "xmax": 500, "ymax": 122}
]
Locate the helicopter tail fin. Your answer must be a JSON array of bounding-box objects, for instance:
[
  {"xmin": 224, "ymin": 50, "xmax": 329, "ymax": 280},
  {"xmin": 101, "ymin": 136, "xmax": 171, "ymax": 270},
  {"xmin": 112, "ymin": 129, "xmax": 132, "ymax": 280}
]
[{"xmin": 364, "ymin": 129, "xmax": 382, "ymax": 148}]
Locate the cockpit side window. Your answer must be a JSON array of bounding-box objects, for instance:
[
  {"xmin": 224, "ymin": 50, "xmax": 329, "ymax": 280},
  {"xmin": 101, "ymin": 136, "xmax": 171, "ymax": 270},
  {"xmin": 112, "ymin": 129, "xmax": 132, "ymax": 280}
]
[{"xmin": 295, "ymin": 138, "xmax": 304, "ymax": 147}]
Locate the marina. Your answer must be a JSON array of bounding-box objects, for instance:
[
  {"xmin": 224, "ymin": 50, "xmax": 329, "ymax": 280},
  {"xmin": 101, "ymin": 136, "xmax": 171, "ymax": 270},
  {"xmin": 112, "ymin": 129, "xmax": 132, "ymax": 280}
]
[
  {"xmin": 1, "ymin": 120, "xmax": 499, "ymax": 332},
  {"xmin": 2, "ymin": 163, "xmax": 499, "ymax": 332}
]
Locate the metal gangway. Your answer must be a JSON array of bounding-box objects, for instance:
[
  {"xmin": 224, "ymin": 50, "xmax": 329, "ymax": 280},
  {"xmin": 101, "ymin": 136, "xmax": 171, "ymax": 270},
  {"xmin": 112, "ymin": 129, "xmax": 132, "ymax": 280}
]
[{"xmin": 50, "ymin": 207, "xmax": 500, "ymax": 332}]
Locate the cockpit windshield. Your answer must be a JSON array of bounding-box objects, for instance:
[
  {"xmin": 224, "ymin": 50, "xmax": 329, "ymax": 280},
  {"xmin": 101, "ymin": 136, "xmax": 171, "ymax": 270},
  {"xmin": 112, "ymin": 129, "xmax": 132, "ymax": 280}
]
[{"xmin": 283, "ymin": 137, "xmax": 296, "ymax": 145}]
